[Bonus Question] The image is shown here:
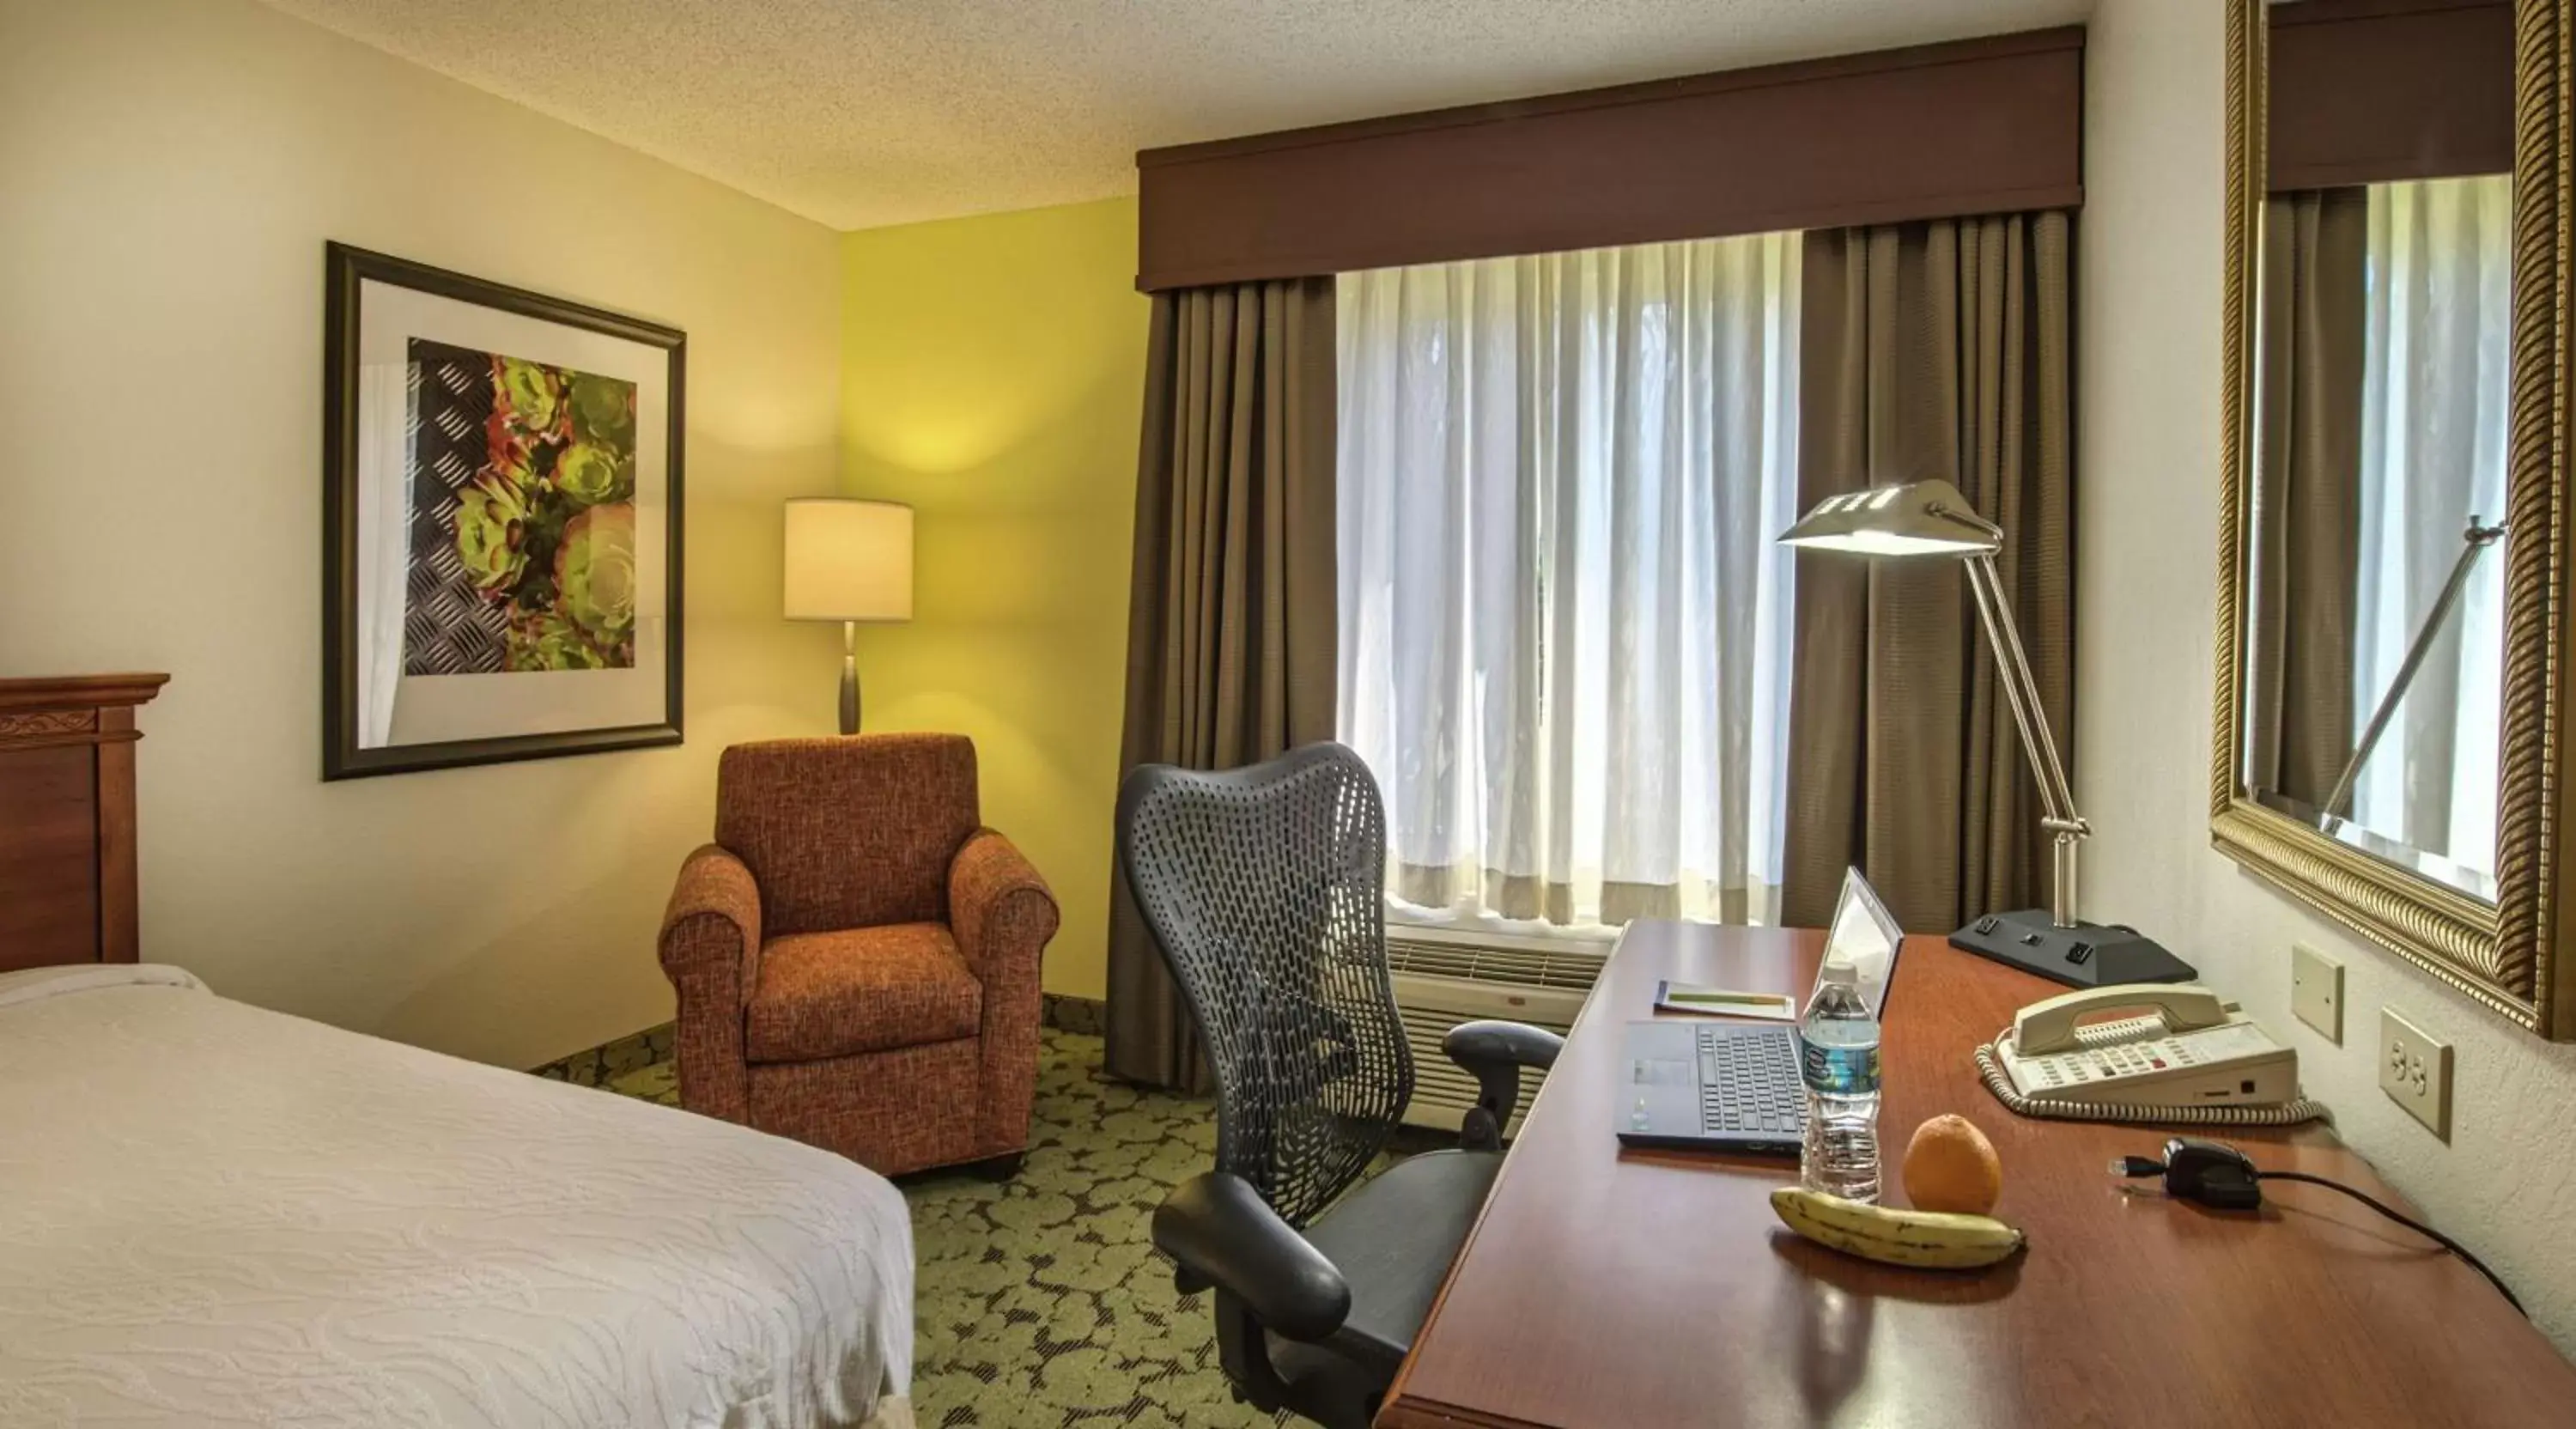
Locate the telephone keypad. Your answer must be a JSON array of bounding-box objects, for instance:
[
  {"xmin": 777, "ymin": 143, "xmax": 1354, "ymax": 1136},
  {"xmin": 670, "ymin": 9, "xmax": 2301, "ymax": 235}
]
[{"xmin": 2028, "ymin": 1035, "xmax": 2200, "ymax": 1089}]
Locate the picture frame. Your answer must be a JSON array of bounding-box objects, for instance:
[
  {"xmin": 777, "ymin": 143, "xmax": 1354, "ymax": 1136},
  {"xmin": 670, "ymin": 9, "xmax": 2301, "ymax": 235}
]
[{"xmin": 322, "ymin": 243, "xmax": 684, "ymax": 780}]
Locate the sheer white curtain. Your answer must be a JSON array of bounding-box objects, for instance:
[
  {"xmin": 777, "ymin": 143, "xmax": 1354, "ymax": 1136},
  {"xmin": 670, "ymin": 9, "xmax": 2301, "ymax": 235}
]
[
  {"xmin": 2350, "ymin": 176, "xmax": 2511, "ymax": 873},
  {"xmin": 1336, "ymin": 234, "xmax": 1801, "ymax": 931}
]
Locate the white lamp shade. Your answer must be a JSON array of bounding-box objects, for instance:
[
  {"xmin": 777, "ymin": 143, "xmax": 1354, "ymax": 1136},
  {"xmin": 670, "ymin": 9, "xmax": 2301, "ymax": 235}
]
[{"xmin": 784, "ymin": 499, "xmax": 914, "ymax": 621}]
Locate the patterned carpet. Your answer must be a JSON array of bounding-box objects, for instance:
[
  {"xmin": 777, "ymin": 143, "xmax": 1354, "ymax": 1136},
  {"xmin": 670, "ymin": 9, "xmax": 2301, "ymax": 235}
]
[{"xmin": 598, "ymin": 1031, "xmax": 1278, "ymax": 1428}]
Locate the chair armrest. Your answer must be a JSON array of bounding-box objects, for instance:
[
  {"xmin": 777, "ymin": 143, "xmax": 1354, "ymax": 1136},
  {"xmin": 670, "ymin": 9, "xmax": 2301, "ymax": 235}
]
[
  {"xmin": 659, "ymin": 844, "xmax": 762, "ymax": 996},
  {"xmin": 948, "ymin": 829, "xmax": 1060, "ymax": 981},
  {"xmin": 1152, "ymin": 1172, "xmax": 1352, "ymax": 1343},
  {"xmin": 1443, "ymin": 1019, "xmax": 1565, "ymax": 1152},
  {"xmin": 949, "ymin": 830, "xmax": 1058, "ymax": 1155},
  {"xmin": 657, "ymin": 845, "xmax": 762, "ymax": 1124}
]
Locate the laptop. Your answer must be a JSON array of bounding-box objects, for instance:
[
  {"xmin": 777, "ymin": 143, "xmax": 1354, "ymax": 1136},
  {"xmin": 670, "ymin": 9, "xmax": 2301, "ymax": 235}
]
[{"xmin": 1614, "ymin": 868, "xmax": 1905, "ymax": 1153}]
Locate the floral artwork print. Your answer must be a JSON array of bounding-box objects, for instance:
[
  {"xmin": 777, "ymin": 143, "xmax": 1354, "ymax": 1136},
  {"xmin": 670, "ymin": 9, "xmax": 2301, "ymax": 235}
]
[{"xmin": 408, "ymin": 339, "xmax": 639, "ymax": 672}]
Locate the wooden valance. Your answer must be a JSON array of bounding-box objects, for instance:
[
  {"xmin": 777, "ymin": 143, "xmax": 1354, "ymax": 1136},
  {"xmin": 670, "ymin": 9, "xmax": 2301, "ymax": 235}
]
[
  {"xmin": 2269, "ymin": 0, "xmax": 2513, "ymax": 192},
  {"xmin": 1134, "ymin": 27, "xmax": 2084, "ymax": 291}
]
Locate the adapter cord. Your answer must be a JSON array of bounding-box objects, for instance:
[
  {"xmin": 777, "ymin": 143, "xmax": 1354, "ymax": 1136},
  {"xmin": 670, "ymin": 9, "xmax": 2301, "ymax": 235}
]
[
  {"xmin": 2116, "ymin": 1138, "xmax": 2524, "ymax": 1317},
  {"xmin": 2252, "ymin": 1170, "xmax": 2524, "ymax": 1317}
]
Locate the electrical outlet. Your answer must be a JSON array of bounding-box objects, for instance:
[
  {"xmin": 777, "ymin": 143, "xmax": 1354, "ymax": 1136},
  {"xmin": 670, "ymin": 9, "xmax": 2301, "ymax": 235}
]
[
  {"xmin": 2379, "ymin": 1006, "xmax": 2453, "ymax": 1140},
  {"xmin": 2291, "ymin": 943, "xmax": 2343, "ymax": 1043}
]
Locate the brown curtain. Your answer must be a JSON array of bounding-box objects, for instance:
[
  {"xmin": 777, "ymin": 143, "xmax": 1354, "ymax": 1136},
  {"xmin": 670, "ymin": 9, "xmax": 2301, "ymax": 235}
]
[
  {"xmin": 2247, "ymin": 191, "xmax": 2366, "ymax": 810},
  {"xmin": 1104, "ymin": 277, "xmax": 1338, "ymax": 1092},
  {"xmin": 1782, "ymin": 211, "xmax": 2075, "ymax": 933}
]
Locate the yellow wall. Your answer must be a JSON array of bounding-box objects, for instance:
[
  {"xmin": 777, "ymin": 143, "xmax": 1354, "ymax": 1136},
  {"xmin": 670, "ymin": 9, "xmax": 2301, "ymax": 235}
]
[
  {"xmin": 0, "ymin": 0, "xmax": 845, "ymax": 1070},
  {"xmin": 839, "ymin": 198, "xmax": 1151, "ymax": 1001}
]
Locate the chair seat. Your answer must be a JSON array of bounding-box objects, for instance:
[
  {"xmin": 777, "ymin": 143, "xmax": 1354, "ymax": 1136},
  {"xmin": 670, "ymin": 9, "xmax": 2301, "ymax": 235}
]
[
  {"xmin": 748, "ymin": 922, "xmax": 981, "ymax": 1062},
  {"xmin": 1278, "ymin": 1146, "xmax": 1504, "ymax": 1402}
]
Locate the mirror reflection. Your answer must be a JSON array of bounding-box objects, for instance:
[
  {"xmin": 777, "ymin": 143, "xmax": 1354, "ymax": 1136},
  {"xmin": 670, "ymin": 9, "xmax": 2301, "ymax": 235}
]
[{"xmin": 2241, "ymin": 0, "xmax": 2515, "ymax": 899}]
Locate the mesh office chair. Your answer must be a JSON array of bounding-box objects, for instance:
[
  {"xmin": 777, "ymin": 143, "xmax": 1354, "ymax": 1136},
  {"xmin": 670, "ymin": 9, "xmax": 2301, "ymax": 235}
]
[{"xmin": 1116, "ymin": 742, "xmax": 1563, "ymax": 1428}]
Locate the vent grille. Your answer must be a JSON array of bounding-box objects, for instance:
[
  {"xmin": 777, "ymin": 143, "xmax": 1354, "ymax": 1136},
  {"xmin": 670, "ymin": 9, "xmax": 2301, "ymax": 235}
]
[
  {"xmin": 1384, "ymin": 933, "xmax": 1608, "ymax": 991},
  {"xmin": 1386, "ymin": 929, "xmax": 1607, "ymax": 1134}
]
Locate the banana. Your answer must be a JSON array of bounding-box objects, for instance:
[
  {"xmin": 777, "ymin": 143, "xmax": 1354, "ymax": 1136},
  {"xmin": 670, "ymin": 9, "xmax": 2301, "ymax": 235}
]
[{"xmin": 1769, "ymin": 1187, "xmax": 2026, "ymax": 1269}]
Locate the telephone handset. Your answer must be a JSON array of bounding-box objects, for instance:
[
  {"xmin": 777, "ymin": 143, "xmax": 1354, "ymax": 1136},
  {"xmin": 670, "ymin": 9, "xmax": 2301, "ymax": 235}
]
[
  {"xmin": 2013, "ymin": 984, "xmax": 2230, "ymax": 1055},
  {"xmin": 1995, "ymin": 983, "xmax": 2298, "ymax": 1108}
]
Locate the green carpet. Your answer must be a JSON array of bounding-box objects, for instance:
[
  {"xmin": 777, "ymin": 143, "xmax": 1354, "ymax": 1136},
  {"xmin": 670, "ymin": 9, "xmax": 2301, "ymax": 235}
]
[{"xmin": 605, "ymin": 1031, "xmax": 1277, "ymax": 1428}]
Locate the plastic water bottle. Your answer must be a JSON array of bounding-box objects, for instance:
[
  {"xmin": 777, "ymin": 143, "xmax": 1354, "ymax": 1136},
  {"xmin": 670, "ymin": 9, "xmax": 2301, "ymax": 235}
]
[{"xmin": 1799, "ymin": 961, "xmax": 1882, "ymax": 1202}]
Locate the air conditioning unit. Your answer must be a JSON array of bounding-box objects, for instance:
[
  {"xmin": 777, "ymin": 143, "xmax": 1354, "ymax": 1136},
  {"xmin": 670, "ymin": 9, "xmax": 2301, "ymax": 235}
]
[{"xmin": 1385, "ymin": 924, "xmax": 1608, "ymax": 1134}]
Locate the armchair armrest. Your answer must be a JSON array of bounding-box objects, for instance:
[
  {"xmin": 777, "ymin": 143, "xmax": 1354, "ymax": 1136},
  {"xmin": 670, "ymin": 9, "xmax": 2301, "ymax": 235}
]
[
  {"xmin": 1152, "ymin": 1172, "xmax": 1352, "ymax": 1343},
  {"xmin": 659, "ymin": 844, "xmax": 762, "ymax": 994},
  {"xmin": 656, "ymin": 845, "xmax": 762, "ymax": 1124},
  {"xmin": 947, "ymin": 829, "xmax": 1060, "ymax": 981},
  {"xmin": 949, "ymin": 830, "xmax": 1060, "ymax": 1157},
  {"xmin": 1444, "ymin": 1019, "xmax": 1565, "ymax": 1152}
]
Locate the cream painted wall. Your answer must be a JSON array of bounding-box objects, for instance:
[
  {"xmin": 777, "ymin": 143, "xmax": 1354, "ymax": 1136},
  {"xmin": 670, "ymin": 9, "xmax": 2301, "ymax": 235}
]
[
  {"xmin": 0, "ymin": 0, "xmax": 845, "ymax": 1070},
  {"xmin": 838, "ymin": 198, "xmax": 1151, "ymax": 1005},
  {"xmin": 2081, "ymin": 0, "xmax": 2576, "ymax": 1347}
]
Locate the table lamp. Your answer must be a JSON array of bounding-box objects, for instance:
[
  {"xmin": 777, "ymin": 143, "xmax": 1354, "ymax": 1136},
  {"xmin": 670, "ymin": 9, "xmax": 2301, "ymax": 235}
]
[
  {"xmin": 784, "ymin": 498, "xmax": 913, "ymax": 734},
  {"xmin": 1777, "ymin": 478, "xmax": 2193, "ymax": 988}
]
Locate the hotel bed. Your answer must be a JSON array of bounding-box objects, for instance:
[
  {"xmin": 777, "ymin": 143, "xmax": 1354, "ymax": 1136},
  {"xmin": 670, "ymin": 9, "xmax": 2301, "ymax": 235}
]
[
  {"xmin": 0, "ymin": 676, "xmax": 914, "ymax": 1428},
  {"xmin": 0, "ymin": 968, "xmax": 916, "ymax": 1429}
]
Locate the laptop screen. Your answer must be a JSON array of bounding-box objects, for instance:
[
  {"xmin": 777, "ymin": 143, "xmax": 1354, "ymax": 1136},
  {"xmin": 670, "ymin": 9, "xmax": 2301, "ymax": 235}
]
[{"xmin": 1815, "ymin": 867, "xmax": 1905, "ymax": 1017}]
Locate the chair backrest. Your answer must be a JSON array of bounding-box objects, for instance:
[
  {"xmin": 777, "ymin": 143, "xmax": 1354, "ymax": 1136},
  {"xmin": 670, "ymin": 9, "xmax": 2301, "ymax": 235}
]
[
  {"xmin": 716, "ymin": 735, "xmax": 980, "ymax": 937},
  {"xmin": 1115, "ymin": 742, "xmax": 1413, "ymax": 1229}
]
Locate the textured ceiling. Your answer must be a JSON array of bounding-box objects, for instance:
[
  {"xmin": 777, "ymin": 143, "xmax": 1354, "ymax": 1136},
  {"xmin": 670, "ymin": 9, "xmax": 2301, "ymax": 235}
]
[{"xmin": 259, "ymin": 0, "xmax": 2091, "ymax": 231}]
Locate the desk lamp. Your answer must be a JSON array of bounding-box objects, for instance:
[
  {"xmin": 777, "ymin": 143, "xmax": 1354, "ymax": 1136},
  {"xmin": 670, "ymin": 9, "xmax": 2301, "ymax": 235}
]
[
  {"xmin": 784, "ymin": 498, "xmax": 913, "ymax": 734},
  {"xmin": 1777, "ymin": 479, "xmax": 2193, "ymax": 988}
]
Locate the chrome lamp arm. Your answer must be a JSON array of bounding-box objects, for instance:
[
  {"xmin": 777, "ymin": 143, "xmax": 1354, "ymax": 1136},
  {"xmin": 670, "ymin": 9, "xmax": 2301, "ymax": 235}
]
[
  {"xmin": 1962, "ymin": 552, "xmax": 2087, "ymax": 929},
  {"xmin": 2320, "ymin": 517, "xmax": 2507, "ymax": 821},
  {"xmin": 1934, "ymin": 497, "xmax": 2086, "ymax": 932}
]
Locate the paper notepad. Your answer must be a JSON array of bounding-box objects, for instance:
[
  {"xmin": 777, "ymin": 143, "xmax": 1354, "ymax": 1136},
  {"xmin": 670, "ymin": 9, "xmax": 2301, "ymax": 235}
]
[{"xmin": 1653, "ymin": 981, "xmax": 1798, "ymax": 1021}]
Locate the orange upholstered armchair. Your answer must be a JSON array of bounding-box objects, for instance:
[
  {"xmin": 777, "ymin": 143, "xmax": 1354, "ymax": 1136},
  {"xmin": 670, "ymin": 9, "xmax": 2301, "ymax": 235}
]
[{"xmin": 657, "ymin": 734, "xmax": 1059, "ymax": 1177}]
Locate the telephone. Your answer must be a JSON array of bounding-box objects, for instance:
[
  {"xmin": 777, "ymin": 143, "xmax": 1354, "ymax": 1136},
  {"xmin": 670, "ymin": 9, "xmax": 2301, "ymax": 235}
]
[{"xmin": 1993, "ymin": 984, "xmax": 2299, "ymax": 1109}]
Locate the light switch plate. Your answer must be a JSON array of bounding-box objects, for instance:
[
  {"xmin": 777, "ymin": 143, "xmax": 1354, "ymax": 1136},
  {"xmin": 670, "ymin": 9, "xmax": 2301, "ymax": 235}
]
[
  {"xmin": 2291, "ymin": 942, "xmax": 2343, "ymax": 1043},
  {"xmin": 2379, "ymin": 1006, "xmax": 2453, "ymax": 1140}
]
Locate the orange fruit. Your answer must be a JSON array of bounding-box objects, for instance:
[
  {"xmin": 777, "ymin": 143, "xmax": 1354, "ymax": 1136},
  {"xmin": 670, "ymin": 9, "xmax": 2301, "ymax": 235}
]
[{"xmin": 1902, "ymin": 1113, "xmax": 2004, "ymax": 1215}]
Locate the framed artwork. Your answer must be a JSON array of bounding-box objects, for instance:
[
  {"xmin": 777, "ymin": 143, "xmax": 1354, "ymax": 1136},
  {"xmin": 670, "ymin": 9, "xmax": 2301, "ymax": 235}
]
[{"xmin": 322, "ymin": 243, "xmax": 683, "ymax": 780}]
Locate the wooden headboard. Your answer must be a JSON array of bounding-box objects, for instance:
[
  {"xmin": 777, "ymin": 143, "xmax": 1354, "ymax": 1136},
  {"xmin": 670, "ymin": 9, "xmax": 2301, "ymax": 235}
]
[{"xmin": 0, "ymin": 674, "xmax": 167, "ymax": 973}]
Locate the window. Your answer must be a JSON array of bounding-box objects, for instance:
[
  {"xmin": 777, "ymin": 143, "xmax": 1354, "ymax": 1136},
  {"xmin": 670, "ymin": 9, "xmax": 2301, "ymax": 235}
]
[{"xmin": 1335, "ymin": 234, "xmax": 1801, "ymax": 931}]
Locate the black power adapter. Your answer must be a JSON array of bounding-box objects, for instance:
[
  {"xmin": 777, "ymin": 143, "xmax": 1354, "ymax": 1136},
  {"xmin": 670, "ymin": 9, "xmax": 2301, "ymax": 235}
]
[{"xmin": 2113, "ymin": 1136, "xmax": 2263, "ymax": 1210}]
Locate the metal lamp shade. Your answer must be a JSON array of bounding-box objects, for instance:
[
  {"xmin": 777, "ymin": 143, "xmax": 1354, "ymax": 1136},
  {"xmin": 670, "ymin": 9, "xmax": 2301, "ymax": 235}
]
[{"xmin": 1776, "ymin": 478, "xmax": 2001, "ymax": 557}]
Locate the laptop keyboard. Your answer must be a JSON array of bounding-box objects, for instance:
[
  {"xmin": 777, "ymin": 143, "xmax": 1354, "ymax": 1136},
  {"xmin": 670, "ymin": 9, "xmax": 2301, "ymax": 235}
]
[{"xmin": 1698, "ymin": 1027, "xmax": 1805, "ymax": 1136}]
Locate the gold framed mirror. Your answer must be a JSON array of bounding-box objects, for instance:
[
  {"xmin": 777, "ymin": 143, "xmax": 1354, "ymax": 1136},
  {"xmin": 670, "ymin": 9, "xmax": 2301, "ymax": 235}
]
[{"xmin": 2213, "ymin": 0, "xmax": 2574, "ymax": 1037}]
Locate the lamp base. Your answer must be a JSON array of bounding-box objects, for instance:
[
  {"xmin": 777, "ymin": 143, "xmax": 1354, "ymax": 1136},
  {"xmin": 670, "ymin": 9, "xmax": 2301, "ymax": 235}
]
[
  {"xmin": 838, "ymin": 623, "xmax": 860, "ymax": 736},
  {"xmin": 1947, "ymin": 909, "xmax": 2197, "ymax": 989}
]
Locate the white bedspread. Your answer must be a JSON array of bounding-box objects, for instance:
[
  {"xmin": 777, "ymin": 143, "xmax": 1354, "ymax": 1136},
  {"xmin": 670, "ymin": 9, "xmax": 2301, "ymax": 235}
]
[{"xmin": 0, "ymin": 965, "xmax": 914, "ymax": 1429}]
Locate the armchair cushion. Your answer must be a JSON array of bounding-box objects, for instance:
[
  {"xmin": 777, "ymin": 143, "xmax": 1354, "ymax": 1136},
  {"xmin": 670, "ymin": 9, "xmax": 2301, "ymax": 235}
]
[
  {"xmin": 747, "ymin": 922, "xmax": 981, "ymax": 1062},
  {"xmin": 716, "ymin": 735, "xmax": 981, "ymax": 937}
]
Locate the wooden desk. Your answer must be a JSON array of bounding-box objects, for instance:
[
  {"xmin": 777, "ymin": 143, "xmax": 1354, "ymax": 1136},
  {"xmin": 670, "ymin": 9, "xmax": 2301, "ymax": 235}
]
[{"xmin": 1377, "ymin": 922, "xmax": 2575, "ymax": 1428}]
